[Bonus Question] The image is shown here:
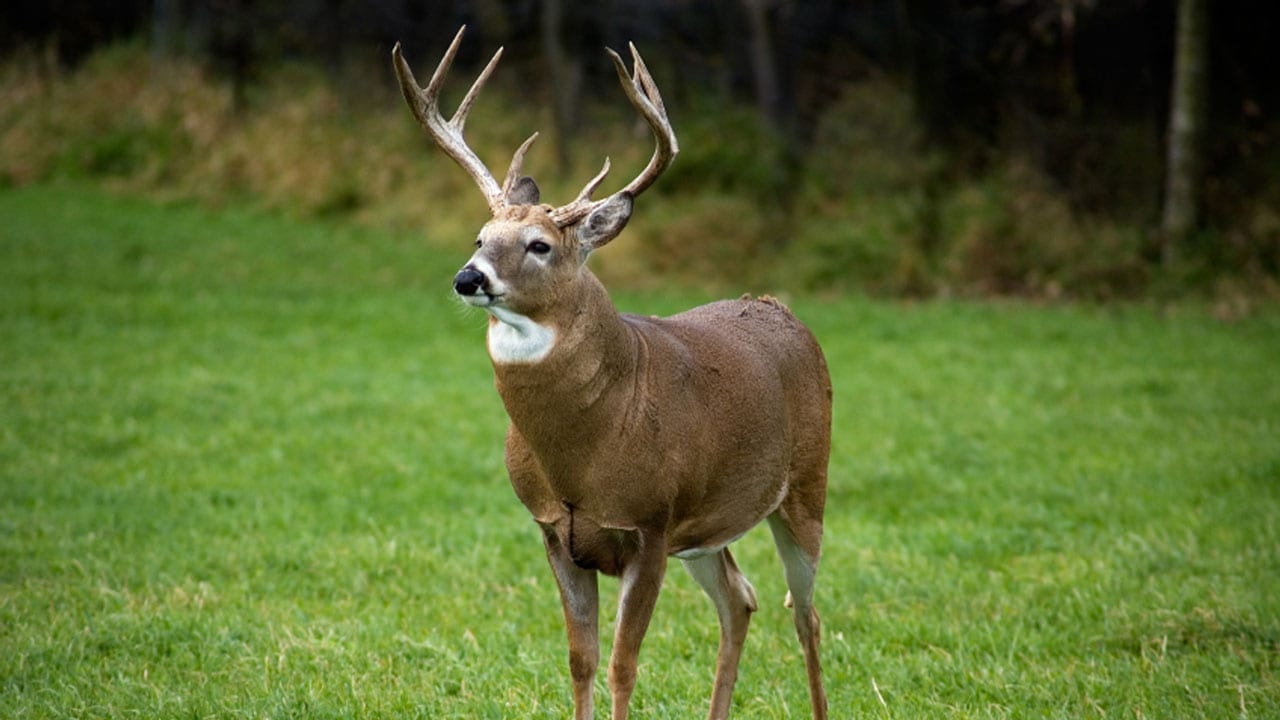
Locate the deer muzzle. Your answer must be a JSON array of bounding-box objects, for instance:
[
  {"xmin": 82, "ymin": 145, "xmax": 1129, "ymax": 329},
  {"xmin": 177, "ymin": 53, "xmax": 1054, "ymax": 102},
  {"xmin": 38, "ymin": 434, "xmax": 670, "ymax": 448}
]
[{"xmin": 453, "ymin": 266, "xmax": 487, "ymax": 297}]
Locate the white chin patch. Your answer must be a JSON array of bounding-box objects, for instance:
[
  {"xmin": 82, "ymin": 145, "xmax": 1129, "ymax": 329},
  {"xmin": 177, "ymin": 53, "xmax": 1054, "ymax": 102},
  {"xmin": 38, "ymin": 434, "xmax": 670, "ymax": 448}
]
[
  {"xmin": 487, "ymin": 306, "xmax": 557, "ymax": 364},
  {"xmin": 459, "ymin": 294, "xmax": 492, "ymax": 308}
]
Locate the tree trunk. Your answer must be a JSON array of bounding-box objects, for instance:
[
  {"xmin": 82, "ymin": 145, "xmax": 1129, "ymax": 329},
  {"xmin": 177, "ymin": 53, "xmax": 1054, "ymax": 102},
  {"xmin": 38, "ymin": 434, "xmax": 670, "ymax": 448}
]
[
  {"xmin": 741, "ymin": 0, "xmax": 781, "ymax": 132},
  {"xmin": 541, "ymin": 0, "xmax": 582, "ymax": 175},
  {"xmin": 151, "ymin": 0, "xmax": 174, "ymax": 62},
  {"xmin": 1160, "ymin": 0, "xmax": 1209, "ymax": 264}
]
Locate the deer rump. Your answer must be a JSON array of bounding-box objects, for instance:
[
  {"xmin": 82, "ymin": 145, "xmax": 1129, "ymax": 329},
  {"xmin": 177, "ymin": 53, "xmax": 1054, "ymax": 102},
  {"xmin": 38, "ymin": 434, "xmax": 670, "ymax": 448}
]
[{"xmin": 502, "ymin": 295, "xmax": 832, "ymax": 577}]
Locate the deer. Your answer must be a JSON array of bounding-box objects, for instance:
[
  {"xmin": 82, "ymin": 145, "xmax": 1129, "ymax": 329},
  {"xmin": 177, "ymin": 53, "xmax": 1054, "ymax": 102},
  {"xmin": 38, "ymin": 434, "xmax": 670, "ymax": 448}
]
[{"xmin": 392, "ymin": 27, "xmax": 832, "ymax": 720}]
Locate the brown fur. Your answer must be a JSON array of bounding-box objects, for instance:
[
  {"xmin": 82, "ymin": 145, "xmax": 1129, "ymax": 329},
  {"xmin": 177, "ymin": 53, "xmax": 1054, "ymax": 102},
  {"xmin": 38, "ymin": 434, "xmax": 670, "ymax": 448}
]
[
  {"xmin": 477, "ymin": 205, "xmax": 832, "ymax": 719},
  {"xmin": 500, "ymin": 287, "xmax": 831, "ymax": 565},
  {"xmin": 395, "ymin": 30, "xmax": 830, "ymax": 719}
]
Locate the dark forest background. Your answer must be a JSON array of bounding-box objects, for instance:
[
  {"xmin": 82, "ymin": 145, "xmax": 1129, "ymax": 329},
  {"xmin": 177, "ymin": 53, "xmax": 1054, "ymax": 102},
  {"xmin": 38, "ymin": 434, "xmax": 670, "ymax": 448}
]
[{"xmin": 3, "ymin": 1, "xmax": 1277, "ymax": 301}]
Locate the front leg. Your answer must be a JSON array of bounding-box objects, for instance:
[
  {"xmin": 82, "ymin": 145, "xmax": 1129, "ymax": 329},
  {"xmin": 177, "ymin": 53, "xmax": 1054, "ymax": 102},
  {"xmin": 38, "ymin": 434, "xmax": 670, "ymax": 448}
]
[
  {"xmin": 542, "ymin": 525, "xmax": 600, "ymax": 720},
  {"xmin": 609, "ymin": 533, "xmax": 669, "ymax": 720}
]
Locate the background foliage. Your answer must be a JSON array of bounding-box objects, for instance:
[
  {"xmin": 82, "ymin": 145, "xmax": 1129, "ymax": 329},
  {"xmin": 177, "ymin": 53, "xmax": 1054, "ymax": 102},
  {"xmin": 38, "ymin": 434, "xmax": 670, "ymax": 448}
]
[{"xmin": 2, "ymin": 0, "xmax": 1278, "ymax": 300}]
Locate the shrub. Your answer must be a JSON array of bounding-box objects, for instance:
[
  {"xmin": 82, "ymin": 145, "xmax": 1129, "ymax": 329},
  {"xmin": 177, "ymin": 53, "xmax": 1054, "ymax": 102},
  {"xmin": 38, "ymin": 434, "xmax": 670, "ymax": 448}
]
[
  {"xmin": 3, "ymin": 41, "xmax": 1272, "ymax": 300},
  {"xmin": 784, "ymin": 76, "xmax": 939, "ymax": 295},
  {"xmin": 940, "ymin": 160, "xmax": 1149, "ymax": 299}
]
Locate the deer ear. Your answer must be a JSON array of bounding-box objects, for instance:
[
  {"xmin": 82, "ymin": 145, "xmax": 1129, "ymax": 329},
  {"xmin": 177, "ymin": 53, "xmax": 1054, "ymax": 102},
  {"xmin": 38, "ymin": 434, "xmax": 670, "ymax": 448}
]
[
  {"xmin": 505, "ymin": 176, "xmax": 541, "ymax": 206},
  {"xmin": 578, "ymin": 192, "xmax": 633, "ymax": 251}
]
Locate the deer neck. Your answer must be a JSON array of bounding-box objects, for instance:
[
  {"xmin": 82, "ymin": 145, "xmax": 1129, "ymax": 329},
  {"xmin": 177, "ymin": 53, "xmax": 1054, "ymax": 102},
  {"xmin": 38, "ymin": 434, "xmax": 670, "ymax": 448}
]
[{"xmin": 489, "ymin": 268, "xmax": 637, "ymax": 451}]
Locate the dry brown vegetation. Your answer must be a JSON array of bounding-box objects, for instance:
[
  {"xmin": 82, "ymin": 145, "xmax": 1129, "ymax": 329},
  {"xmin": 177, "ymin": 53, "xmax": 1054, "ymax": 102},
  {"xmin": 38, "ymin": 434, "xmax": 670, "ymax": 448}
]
[{"xmin": 2, "ymin": 42, "xmax": 1273, "ymax": 302}]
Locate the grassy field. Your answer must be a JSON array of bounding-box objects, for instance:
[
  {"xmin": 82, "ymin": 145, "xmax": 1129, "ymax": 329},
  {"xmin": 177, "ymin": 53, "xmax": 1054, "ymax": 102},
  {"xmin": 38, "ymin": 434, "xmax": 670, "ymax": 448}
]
[{"xmin": 2, "ymin": 184, "xmax": 1278, "ymax": 718}]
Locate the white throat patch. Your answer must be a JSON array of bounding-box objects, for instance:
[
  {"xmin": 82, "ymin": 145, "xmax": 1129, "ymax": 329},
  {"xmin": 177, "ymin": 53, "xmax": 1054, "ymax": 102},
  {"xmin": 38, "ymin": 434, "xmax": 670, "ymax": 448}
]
[{"xmin": 487, "ymin": 306, "xmax": 557, "ymax": 364}]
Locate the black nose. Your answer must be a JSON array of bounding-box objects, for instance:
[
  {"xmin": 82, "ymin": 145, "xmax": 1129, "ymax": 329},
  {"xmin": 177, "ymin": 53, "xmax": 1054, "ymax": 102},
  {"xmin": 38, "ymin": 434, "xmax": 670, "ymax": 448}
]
[{"xmin": 453, "ymin": 267, "xmax": 486, "ymax": 296}]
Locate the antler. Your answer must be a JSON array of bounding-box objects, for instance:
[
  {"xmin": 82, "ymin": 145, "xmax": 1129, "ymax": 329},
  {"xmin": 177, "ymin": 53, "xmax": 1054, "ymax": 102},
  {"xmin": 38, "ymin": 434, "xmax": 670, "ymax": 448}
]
[
  {"xmin": 393, "ymin": 27, "xmax": 537, "ymax": 215},
  {"xmin": 550, "ymin": 42, "xmax": 679, "ymax": 228}
]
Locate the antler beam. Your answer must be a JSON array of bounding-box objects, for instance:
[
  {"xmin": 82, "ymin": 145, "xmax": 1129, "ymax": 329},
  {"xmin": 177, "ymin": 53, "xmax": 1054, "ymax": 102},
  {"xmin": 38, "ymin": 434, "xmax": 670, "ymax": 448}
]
[
  {"xmin": 393, "ymin": 27, "xmax": 537, "ymax": 214},
  {"xmin": 395, "ymin": 29, "xmax": 676, "ymax": 226},
  {"xmin": 550, "ymin": 43, "xmax": 679, "ymax": 228}
]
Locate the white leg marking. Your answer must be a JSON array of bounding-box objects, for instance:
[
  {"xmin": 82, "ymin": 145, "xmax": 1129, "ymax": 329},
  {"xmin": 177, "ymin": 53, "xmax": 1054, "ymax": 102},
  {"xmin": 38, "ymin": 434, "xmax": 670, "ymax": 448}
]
[
  {"xmin": 768, "ymin": 515, "xmax": 817, "ymax": 608},
  {"xmin": 682, "ymin": 553, "xmax": 734, "ymax": 613}
]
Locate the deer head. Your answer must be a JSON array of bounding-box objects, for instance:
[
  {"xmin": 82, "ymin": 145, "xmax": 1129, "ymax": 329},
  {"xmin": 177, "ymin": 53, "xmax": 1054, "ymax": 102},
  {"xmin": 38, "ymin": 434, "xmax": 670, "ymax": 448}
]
[{"xmin": 392, "ymin": 27, "xmax": 676, "ymax": 331}]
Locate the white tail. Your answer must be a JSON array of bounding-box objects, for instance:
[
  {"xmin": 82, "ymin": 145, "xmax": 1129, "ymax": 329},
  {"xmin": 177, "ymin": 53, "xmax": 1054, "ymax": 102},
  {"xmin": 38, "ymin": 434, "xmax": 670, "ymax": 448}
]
[{"xmin": 395, "ymin": 27, "xmax": 831, "ymax": 720}]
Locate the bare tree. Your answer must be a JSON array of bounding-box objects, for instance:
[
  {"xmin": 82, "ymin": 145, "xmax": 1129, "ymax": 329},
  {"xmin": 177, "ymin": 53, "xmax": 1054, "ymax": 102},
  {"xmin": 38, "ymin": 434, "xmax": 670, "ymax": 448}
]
[
  {"xmin": 1160, "ymin": 0, "xmax": 1209, "ymax": 263},
  {"xmin": 741, "ymin": 0, "xmax": 782, "ymax": 131},
  {"xmin": 541, "ymin": 0, "xmax": 583, "ymax": 174}
]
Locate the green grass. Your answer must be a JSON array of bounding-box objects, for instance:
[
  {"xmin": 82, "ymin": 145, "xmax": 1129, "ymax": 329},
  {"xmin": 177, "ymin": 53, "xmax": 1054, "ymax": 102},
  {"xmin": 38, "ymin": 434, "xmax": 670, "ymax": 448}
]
[{"xmin": 2, "ymin": 184, "xmax": 1278, "ymax": 718}]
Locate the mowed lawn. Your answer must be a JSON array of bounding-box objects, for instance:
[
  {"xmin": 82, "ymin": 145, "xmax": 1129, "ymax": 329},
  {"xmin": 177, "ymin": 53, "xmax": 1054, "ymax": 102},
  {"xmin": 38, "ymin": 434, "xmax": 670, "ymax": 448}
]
[{"xmin": 1, "ymin": 184, "xmax": 1277, "ymax": 718}]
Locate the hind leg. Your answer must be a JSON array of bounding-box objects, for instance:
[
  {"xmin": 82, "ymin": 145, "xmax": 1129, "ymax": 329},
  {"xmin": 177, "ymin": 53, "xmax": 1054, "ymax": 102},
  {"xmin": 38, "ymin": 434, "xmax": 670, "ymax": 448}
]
[
  {"xmin": 767, "ymin": 510, "xmax": 828, "ymax": 719},
  {"xmin": 682, "ymin": 547, "xmax": 758, "ymax": 720}
]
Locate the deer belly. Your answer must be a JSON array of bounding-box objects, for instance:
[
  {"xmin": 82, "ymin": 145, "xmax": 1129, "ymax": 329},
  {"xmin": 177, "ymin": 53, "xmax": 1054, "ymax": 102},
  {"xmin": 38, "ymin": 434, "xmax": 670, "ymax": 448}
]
[
  {"xmin": 668, "ymin": 474, "xmax": 789, "ymax": 558},
  {"xmin": 671, "ymin": 529, "xmax": 750, "ymax": 560}
]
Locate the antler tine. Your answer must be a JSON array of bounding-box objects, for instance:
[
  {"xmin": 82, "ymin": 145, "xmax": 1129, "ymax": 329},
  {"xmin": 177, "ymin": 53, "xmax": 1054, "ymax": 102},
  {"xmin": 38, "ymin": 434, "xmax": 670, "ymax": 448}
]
[
  {"xmin": 549, "ymin": 157, "xmax": 613, "ymax": 227},
  {"xmin": 550, "ymin": 42, "xmax": 677, "ymax": 228},
  {"xmin": 452, "ymin": 42, "xmax": 503, "ymax": 134},
  {"xmin": 420, "ymin": 26, "xmax": 465, "ymax": 99},
  {"xmin": 392, "ymin": 27, "xmax": 505, "ymax": 213},
  {"xmin": 613, "ymin": 43, "xmax": 678, "ymax": 200},
  {"xmin": 501, "ymin": 132, "xmax": 541, "ymax": 197},
  {"xmin": 627, "ymin": 42, "xmax": 667, "ymax": 118}
]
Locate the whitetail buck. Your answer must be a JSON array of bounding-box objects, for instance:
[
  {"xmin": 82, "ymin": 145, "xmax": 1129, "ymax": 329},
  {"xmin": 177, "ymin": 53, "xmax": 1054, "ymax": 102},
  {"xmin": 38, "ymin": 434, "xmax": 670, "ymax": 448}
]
[{"xmin": 393, "ymin": 27, "xmax": 831, "ymax": 720}]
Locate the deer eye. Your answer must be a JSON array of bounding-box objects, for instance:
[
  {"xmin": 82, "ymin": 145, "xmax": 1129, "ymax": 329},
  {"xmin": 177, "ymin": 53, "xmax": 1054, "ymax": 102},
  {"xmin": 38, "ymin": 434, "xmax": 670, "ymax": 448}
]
[{"xmin": 528, "ymin": 240, "xmax": 552, "ymax": 255}]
